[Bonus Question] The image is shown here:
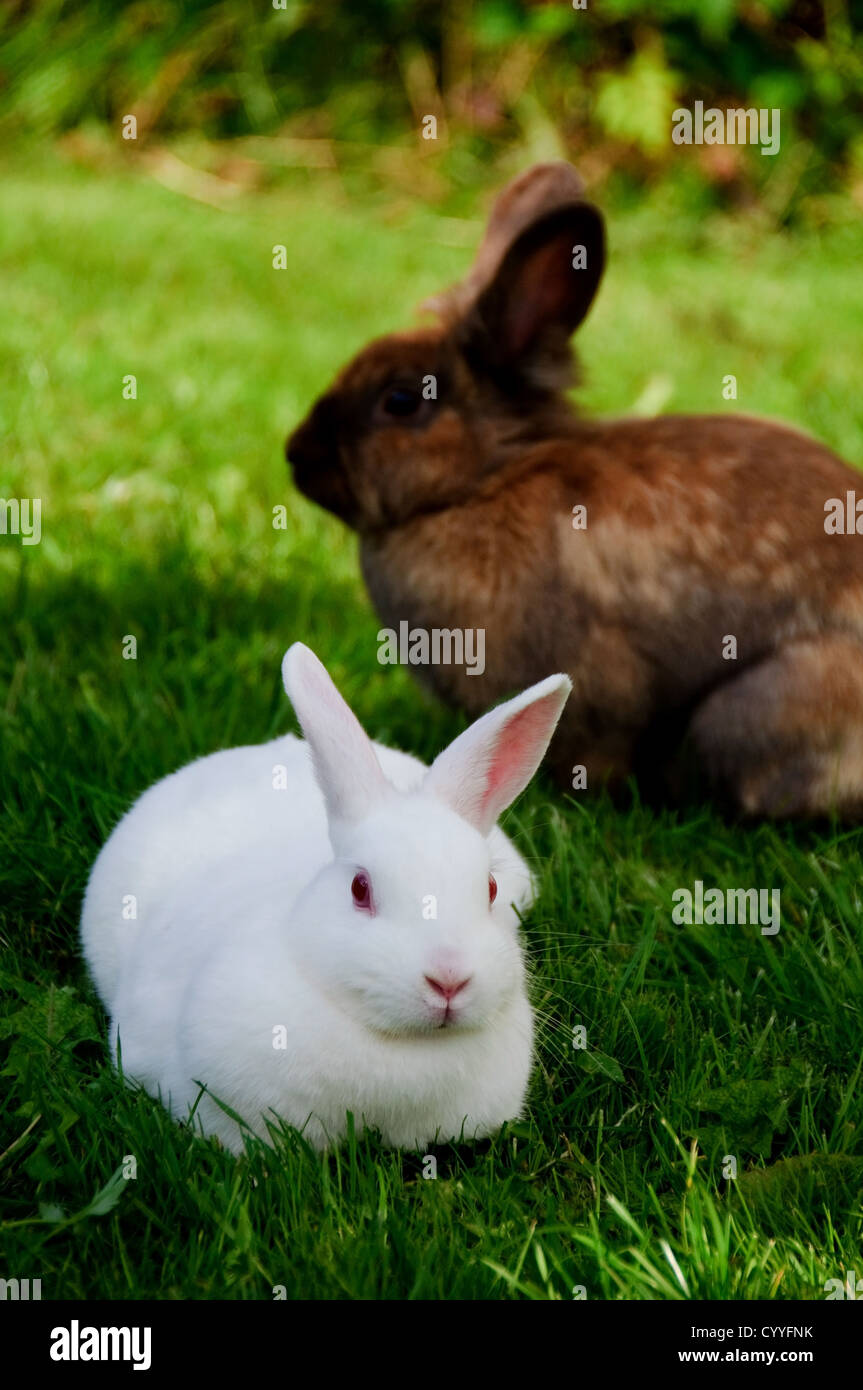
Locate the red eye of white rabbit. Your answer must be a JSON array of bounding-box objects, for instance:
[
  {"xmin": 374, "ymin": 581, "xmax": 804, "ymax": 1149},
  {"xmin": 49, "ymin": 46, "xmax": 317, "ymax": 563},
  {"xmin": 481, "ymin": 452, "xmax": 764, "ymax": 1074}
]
[
  {"xmin": 351, "ymin": 871, "xmax": 373, "ymax": 913},
  {"xmin": 489, "ymin": 874, "xmax": 498, "ymax": 906}
]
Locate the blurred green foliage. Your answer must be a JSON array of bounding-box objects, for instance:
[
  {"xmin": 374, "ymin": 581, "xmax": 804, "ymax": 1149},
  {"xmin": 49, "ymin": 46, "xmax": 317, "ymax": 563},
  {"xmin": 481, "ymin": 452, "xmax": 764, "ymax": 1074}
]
[{"xmin": 0, "ymin": 0, "xmax": 861, "ymax": 213}]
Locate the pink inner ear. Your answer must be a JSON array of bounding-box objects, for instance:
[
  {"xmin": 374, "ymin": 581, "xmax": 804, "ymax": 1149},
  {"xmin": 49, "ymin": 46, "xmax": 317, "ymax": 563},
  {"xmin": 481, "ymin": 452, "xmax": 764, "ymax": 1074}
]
[
  {"xmin": 505, "ymin": 237, "xmax": 572, "ymax": 355},
  {"xmin": 480, "ymin": 700, "xmax": 554, "ymax": 821}
]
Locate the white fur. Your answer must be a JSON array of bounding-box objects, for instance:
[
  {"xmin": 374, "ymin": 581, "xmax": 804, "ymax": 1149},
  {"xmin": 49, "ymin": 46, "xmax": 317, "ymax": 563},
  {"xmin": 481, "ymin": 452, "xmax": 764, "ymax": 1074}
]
[{"xmin": 80, "ymin": 645, "xmax": 570, "ymax": 1153}]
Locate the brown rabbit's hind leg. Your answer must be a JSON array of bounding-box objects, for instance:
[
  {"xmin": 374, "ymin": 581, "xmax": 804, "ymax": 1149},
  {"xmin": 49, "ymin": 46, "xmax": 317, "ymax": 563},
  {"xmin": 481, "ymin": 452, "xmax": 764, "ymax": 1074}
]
[{"xmin": 685, "ymin": 635, "xmax": 863, "ymax": 819}]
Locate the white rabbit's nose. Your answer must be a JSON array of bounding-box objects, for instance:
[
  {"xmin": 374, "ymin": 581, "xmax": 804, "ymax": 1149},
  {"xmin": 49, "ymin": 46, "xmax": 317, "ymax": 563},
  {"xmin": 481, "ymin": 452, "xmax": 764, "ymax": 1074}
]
[{"xmin": 424, "ymin": 974, "xmax": 471, "ymax": 1002}]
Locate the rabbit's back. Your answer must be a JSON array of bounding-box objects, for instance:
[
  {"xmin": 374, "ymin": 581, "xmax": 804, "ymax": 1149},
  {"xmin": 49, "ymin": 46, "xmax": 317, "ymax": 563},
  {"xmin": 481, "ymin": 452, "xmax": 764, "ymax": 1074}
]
[{"xmin": 81, "ymin": 734, "xmax": 322, "ymax": 1008}]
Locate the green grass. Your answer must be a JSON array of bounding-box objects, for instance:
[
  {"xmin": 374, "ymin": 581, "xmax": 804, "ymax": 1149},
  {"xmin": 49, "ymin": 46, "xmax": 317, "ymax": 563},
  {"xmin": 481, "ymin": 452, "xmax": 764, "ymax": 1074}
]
[{"xmin": 1, "ymin": 149, "xmax": 862, "ymax": 1300}]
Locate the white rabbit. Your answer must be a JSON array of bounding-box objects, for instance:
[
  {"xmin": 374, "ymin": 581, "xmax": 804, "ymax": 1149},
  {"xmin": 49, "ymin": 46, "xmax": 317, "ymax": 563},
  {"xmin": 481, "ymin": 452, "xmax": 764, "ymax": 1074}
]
[{"xmin": 80, "ymin": 644, "xmax": 570, "ymax": 1152}]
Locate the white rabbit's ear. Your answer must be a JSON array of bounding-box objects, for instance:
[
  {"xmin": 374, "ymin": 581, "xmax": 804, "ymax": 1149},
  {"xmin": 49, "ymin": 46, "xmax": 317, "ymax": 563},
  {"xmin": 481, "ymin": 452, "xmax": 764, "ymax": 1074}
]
[
  {"xmin": 424, "ymin": 674, "xmax": 572, "ymax": 836},
  {"xmin": 282, "ymin": 644, "xmax": 390, "ymax": 825}
]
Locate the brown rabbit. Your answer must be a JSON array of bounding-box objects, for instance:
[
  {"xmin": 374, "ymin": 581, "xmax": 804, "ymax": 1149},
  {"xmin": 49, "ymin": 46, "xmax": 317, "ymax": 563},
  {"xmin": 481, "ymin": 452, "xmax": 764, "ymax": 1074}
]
[{"xmin": 286, "ymin": 162, "xmax": 863, "ymax": 818}]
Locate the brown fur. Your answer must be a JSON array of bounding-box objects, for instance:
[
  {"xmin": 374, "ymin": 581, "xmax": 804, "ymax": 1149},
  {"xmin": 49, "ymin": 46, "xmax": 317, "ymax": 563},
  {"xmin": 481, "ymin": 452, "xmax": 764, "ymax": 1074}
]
[{"xmin": 286, "ymin": 163, "xmax": 863, "ymax": 818}]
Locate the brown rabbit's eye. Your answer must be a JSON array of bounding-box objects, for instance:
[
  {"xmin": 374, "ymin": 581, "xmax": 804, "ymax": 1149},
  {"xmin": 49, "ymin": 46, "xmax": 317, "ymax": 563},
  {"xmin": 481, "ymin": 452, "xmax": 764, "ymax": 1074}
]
[
  {"xmin": 381, "ymin": 386, "xmax": 422, "ymax": 417},
  {"xmin": 489, "ymin": 874, "xmax": 498, "ymax": 906},
  {"xmin": 351, "ymin": 871, "xmax": 373, "ymax": 913}
]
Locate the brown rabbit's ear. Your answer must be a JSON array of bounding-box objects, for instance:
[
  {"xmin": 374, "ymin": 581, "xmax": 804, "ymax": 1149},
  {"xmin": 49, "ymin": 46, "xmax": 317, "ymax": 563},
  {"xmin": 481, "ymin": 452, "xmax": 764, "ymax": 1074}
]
[
  {"xmin": 457, "ymin": 199, "xmax": 605, "ymax": 388},
  {"xmin": 423, "ymin": 162, "xmax": 591, "ymax": 323}
]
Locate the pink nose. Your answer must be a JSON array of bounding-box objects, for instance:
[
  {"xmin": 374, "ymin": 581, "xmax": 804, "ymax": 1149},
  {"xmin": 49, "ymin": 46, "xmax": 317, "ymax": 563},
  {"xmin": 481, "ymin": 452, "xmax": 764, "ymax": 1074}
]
[{"xmin": 425, "ymin": 974, "xmax": 471, "ymax": 1002}]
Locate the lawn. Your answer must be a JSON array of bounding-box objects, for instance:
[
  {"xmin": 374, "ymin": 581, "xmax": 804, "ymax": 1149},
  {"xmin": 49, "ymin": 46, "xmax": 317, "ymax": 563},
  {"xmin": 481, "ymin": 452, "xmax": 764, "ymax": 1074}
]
[{"xmin": 1, "ymin": 149, "xmax": 862, "ymax": 1299}]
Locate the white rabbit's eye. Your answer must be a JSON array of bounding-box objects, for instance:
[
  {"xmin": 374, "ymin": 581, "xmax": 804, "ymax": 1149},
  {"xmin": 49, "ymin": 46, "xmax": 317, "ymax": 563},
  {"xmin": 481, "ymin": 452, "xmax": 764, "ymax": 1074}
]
[
  {"xmin": 489, "ymin": 874, "xmax": 498, "ymax": 907},
  {"xmin": 351, "ymin": 871, "xmax": 373, "ymax": 913}
]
